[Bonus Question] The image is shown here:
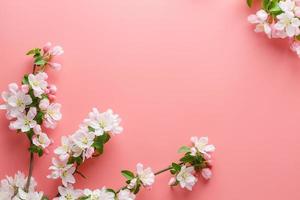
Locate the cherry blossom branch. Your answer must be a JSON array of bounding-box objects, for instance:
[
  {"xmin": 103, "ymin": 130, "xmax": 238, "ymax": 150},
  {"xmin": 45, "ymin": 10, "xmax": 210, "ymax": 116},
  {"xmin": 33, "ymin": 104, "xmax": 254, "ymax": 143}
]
[
  {"xmin": 24, "ymin": 63, "xmax": 38, "ymax": 192},
  {"xmin": 0, "ymin": 42, "xmax": 64, "ymax": 199},
  {"xmin": 54, "ymin": 137, "xmax": 215, "ymax": 200},
  {"xmin": 247, "ymin": 0, "xmax": 300, "ymax": 58}
]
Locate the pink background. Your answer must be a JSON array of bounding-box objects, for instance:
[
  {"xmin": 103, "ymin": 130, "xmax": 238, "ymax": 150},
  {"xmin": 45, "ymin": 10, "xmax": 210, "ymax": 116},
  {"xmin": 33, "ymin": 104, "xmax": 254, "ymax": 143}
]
[{"xmin": 0, "ymin": 0, "xmax": 300, "ymax": 199}]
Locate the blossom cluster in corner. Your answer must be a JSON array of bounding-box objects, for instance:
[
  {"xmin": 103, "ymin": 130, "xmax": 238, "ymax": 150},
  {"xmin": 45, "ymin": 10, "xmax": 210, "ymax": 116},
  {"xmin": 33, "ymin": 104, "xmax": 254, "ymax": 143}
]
[
  {"xmin": 247, "ymin": 0, "xmax": 300, "ymax": 57},
  {"xmin": 47, "ymin": 108, "xmax": 123, "ymax": 186},
  {"xmin": 0, "ymin": 171, "xmax": 45, "ymax": 200}
]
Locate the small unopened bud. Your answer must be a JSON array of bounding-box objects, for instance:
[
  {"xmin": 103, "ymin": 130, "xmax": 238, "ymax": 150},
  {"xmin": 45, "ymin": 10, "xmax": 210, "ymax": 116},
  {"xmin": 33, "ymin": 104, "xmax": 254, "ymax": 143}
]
[
  {"xmin": 21, "ymin": 85, "xmax": 29, "ymax": 93},
  {"xmin": 43, "ymin": 42, "xmax": 52, "ymax": 53}
]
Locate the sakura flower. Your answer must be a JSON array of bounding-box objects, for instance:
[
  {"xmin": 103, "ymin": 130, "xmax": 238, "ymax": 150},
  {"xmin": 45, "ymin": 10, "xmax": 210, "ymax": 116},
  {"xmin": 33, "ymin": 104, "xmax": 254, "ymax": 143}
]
[
  {"xmin": 201, "ymin": 168, "xmax": 212, "ymax": 180},
  {"xmin": 54, "ymin": 136, "xmax": 73, "ymax": 160},
  {"xmin": 48, "ymin": 84, "xmax": 57, "ymax": 94},
  {"xmin": 72, "ymin": 129, "xmax": 95, "ymax": 150},
  {"xmin": 83, "ymin": 187, "xmax": 115, "ymax": 200},
  {"xmin": 18, "ymin": 188, "xmax": 43, "ymax": 200},
  {"xmin": 47, "ymin": 158, "xmax": 75, "ymax": 186},
  {"xmin": 0, "ymin": 83, "xmax": 32, "ymax": 119},
  {"xmin": 291, "ymin": 40, "xmax": 300, "ymax": 56},
  {"xmin": 60, "ymin": 166, "xmax": 76, "ymax": 186},
  {"xmin": 55, "ymin": 186, "xmax": 81, "ymax": 200},
  {"xmin": 176, "ymin": 166, "xmax": 197, "ymax": 191},
  {"xmin": 43, "ymin": 42, "xmax": 52, "ymax": 53},
  {"xmin": 0, "ymin": 171, "xmax": 41, "ymax": 199},
  {"xmin": 274, "ymin": 12, "xmax": 300, "ymax": 37},
  {"xmin": 136, "ymin": 163, "xmax": 155, "ymax": 187},
  {"xmin": 32, "ymin": 132, "xmax": 51, "ymax": 149},
  {"xmin": 43, "ymin": 102, "xmax": 62, "ymax": 129},
  {"xmin": 86, "ymin": 108, "xmax": 123, "ymax": 136},
  {"xmin": 28, "ymin": 72, "xmax": 48, "ymax": 98},
  {"xmin": 190, "ymin": 136, "xmax": 215, "ymax": 158},
  {"xmin": 127, "ymin": 178, "xmax": 137, "ymax": 190},
  {"xmin": 248, "ymin": 9, "xmax": 272, "ymax": 38},
  {"xmin": 9, "ymin": 107, "xmax": 37, "ymax": 132},
  {"xmin": 279, "ymin": 0, "xmax": 296, "ymax": 12},
  {"xmin": 49, "ymin": 45, "xmax": 64, "ymax": 56},
  {"xmin": 117, "ymin": 189, "xmax": 136, "ymax": 200},
  {"xmin": 6, "ymin": 91, "xmax": 32, "ymax": 114},
  {"xmin": 48, "ymin": 62, "xmax": 62, "ymax": 71}
]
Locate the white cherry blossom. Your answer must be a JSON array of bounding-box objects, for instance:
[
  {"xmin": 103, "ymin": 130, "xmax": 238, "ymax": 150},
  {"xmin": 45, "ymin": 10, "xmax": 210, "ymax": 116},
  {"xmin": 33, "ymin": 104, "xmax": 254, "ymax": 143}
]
[
  {"xmin": 86, "ymin": 108, "xmax": 123, "ymax": 136},
  {"xmin": 54, "ymin": 186, "xmax": 81, "ymax": 200},
  {"xmin": 117, "ymin": 189, "xmax": 136, "ymax": 200},
  {"xmin": 176, "ymin": 166, "xmax": 197, "ymax": 191},
  {"xmin": 43, "ymin": 101, "xmax": 62, "ymax": 129},
  {"xmin": 28, "ymin": 72, "xmax": 48, "ymax": 98},
  {"xmin": 32, "ymin": 132, "xmax": 51, "ymax": 149},
  {"xmin": 136, "ymin": 163, "xmax": 155, "ymax": 187},
  {"xmin": 83, "ymin": 187, "xmax": 115, "ymax": 200},
  {"xmin": 0, "ymin": 83, "xmax": 32, "ymax": 119},
  {"xmin": 274, "ymin": 11, "xmax": 300, "ymax": 37},
  {"xmin": 247, "ymin": 9, "xmax": 272, "ymax": 38},
  {"xmin": 54, "ymin": 136, "xmax": 73, "ymax": 160},
  {"xmin": 190, "ymin": 136, "xmax": 215, "ymax": 158},
  {"xmin": 9, "ymin": 107, "xmax": 37, "ymax": 132}
]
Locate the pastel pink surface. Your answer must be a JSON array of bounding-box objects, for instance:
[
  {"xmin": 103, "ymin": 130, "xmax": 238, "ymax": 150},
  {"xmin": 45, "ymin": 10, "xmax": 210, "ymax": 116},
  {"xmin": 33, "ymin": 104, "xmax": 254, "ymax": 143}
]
[{"xmin": 0, "ymin": 0, "xmax": 300, "ymax": 199}]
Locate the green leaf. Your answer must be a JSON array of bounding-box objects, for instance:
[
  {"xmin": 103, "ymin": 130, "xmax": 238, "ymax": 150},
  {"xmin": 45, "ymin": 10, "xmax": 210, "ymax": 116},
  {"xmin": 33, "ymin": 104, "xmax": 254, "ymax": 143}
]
[
  {"xmin": 34, "ymin": 58, "xmax": 46, "ymax": 66},
  {"xmin": 263, "ymin": 0, "xmax": 270, "ymax": 10},
  {"xmin": 68, "ymin": 156, "xmax": 83, "ymax": 165},
  {"xmin": 29, "ymin": 145, "xmax": 43, "ymax": 157},
  {"xmin": 26, "ymin": 48, "xmax": 41, "ymax": 56},
  {"xmin": 88, "ymin": 126, "xmax": 95, "ymax": 132},
  {"xmin": 132, "ymin": 183, "xmax": 141, "ymax": 194},
  {"xmin": 296, "ymin": 35, "xmax": 300, "ymax": 41},
  {"xmin": 180, "ymin": 154, "xmax": 195, "ymax": 164},
  {"xmin": 247, "ymin": 0, "xmax": 253, "ymax": 7},
  {"xmin": 171, "ymin": 163, "xmax": 181, "ymax": 172},
  {"xmin": 26, "ymin": 129, "xmax": 34, "ymax": 140},
  {"xmin": 106, "ymin": 188, "xmax": 116, "ymax": 194},
  {"xmin": 22, "ymin": 74, "xmax": 29, "ymax": 85},
  {"xmin": 41, "ymin": 196, "xmax": 49, "ymax": 200},
  {"xmin": 269, "ymin": 1, "xmax": 282, "ymax": 15},
  {"xmin": 121, "ymin": 170, "xmax": 135, "ymax": 180},
  {"xmin": 35, "ymin": 111, "xmax": 44, "ymax": 125},
  {"xmin": 178, "ymin": 146, "xmax": 190, "ymax": 154}
]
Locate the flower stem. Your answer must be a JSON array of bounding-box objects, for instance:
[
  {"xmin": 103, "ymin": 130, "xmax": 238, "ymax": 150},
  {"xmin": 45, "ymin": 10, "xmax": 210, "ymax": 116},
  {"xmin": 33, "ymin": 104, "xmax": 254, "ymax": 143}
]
[
  {"xmin": 116, "ymin": 162, "xmax": 184, "ymax": 194},
  {"xmin": 25, "ymin": 151, "xmax": 34, "ymax": 192},
  {"xmin": 24, "ymin": 63, "xmax": 37, "ymax": 192}
]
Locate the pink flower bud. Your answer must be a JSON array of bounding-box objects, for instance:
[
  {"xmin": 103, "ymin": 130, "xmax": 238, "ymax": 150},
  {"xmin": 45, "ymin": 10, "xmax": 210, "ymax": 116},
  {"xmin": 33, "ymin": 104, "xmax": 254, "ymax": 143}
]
[
  {"xmin": 48, "ymin": 94, "xmax": 56, "ymax": 101},
  {"xmin": 168, "ymin": 177, "xmax": 176, "ymax": 186},
  {"xmin": 44, "ymin": 149, "xmax": 50, "ymax": 154},
  {"xmin": 44, "ymin": 88, "xmax": 50, "ymax": 94},
  {"xmin": 48, "ymin": 62, "xmax": 62, "ymax": 71},
  {"xmin": 43, "ymin": 42, "xmax": 52, "ymax": 53},
  {"xmin": 48, "ymin": 84, "xmax": 57, "ymax": 94},
  {"xmin": 39, "ymin": 98, "xmax": 49, "ymax": 110},
  {"xmin": 201, "ymin": 168, "xmax": 212, "ymax": 180},
  {"xmin": 49, "ymin": 46, "xmax": 64, "ymax": 56},
  {"xmin": 21, "ymin": 84, "xmax": 29, "ymax": 93}
]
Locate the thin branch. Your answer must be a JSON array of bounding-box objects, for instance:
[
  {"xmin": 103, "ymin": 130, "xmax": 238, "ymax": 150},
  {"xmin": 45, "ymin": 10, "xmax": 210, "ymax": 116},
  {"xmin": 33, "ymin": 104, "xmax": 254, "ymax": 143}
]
[{"xmin": 24, "ymin": 152, "xmax": 34, "ymax": 192}]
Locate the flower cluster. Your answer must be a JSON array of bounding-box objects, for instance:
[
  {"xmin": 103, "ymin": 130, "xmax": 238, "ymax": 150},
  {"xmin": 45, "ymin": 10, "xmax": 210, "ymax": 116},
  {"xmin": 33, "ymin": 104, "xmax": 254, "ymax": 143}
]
[
  {"xmin": 247, "ymin": 0, "xmax": 300, "ymax": 57},
  {"xmin": 54, "ymin": 136, "xmax": 215, "ymax": 200},
  {"xmin": 48, "ymin": 108, "xmax": 123, "ymax": 186},
  {"xmin": 0, "ymin": 42, "xmax": 63, "ymax": 200},
  {"xmin": 0, "ymin": 43, "xmax": 63, "ymax": 156},
  {"xmin": 168, "ymin": 136, "xmax": 215, "ymax": 191},
  {"xmin": 0, "ymin": 171, "xmax": 45, "ymax": 200}
]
